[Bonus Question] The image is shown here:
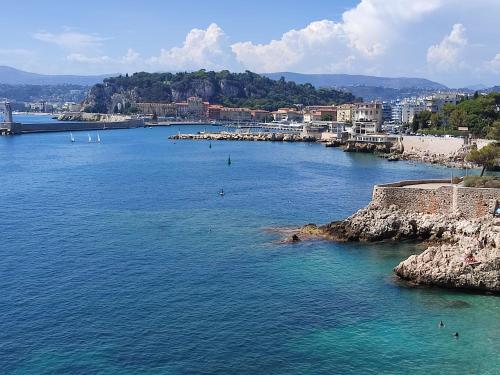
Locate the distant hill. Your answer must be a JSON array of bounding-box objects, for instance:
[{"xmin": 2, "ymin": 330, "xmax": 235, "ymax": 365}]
[
  {"xmin": 0, "ymin": 66, "xmax": 114, "ymax": 86},
  {"xmin": 262, "ymin": 72, "xmax": 447, "ymax": 90},
  {"xmin": 82, "ymin": 70, "xmax": 358, "ymax": 113}
]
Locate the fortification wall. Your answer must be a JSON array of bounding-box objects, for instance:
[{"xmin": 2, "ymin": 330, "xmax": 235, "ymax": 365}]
[{"xmin": 372, "ymin": 179, "xmax": 500, "ymax": 218}]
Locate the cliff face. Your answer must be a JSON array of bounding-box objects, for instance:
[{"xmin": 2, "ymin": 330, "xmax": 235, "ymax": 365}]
[
  {"xmin": 298, "ymin": 199, "xmax": 500, "ymax": 293},
  {"xmin": 81, "ymin": 70, "xmax": 358, "ymax": 114}
]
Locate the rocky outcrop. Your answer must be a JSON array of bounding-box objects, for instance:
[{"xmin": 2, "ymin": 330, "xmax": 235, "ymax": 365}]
[
  {"xmin": 298, "ymin": 203, "xmax": 500, "ymax": 293},
  {"xmin": 344, "ymin": 141, "xmax": 393, "ymax": 153}
]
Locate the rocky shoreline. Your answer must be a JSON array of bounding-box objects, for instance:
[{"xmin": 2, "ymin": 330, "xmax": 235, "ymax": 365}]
[
  {"xmin": 169, "ymin": 131, "xmax": 317, "ymax": 142},
  {"xmin": 292, "ymin": 203, "xmax": 500, "ymax": 294}
]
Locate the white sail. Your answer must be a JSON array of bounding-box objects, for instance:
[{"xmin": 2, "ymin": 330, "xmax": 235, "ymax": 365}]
[
  {"xmin": 97, "ymin": 132, "xmax": 101, "ymax": 143},
  {"xmin": 70, "ymin": 132, "xmax": 75, "ymax": 142},
  {"xmin": 88, "ymin": 133, "xmax": 92, "ymax": 143}
]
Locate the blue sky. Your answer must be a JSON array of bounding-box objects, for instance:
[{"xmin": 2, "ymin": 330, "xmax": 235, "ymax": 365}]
[{"xmin": 1, "ymin": 0, "xmax": 500, "ymax": 87}]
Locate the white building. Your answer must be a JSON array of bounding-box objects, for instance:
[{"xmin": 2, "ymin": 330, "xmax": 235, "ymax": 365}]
[{"xmin": 353, "ymin": 103, "xmax": 382, "ymax": 127}]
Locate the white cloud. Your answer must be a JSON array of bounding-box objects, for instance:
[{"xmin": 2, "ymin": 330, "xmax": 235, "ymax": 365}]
[
  {"xmin": 427, "ymin": 23, "xmax": 467, "ymax": 70},
  {"xmin": 342, "ymin": 0, "xmax": 442, "ymax": 57},
  {"xmin": 231, "ymin": 0, "xmax": 443, "ymax": 73},
  {"xmin": 232, "ymin": 20, "xmax": 346, "ymax": 72},
  {"xmin": 486, "ymin": 53, "xmax": 500, "ymax": 73},
  {"xmin": 149, "ymin": 23, "xmax": 237, "ymax": 71},
  {"xmin": 26, "ymin": 1, "xmax": 500, "ymax": 86},
  {"xmin": 66, "ymin": 53, "xmax": 111, "ymax": 64},
  {"xmin": 121, "ymin": 48, "xmax": 140, "ymax": 64},
  {"xmin": 33, "ymin": 31, "xmax": 108, "ymax": 51}
]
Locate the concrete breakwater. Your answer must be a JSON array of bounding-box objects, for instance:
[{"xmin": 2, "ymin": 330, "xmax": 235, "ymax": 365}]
[
  {"xmin": 7, "ymin": 118, "xmax": 144, "ymax": 135},
  {"xmin": 169, "ymin": 132, "xmax": 317, "ymax": 142},
  {"xmin": 293, "ymin": 179, "xmax": 500, "ymax": 294}
]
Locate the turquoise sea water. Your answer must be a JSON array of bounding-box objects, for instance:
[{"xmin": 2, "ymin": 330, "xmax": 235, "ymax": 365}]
[{"xmin": 1, "ymin": 121, "xmax": 499, "ymax": 374}]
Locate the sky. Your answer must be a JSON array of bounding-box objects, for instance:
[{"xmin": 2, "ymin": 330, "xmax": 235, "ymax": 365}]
[{"xmin": 1, "ymin": 0, "xmax": 499, "ymax": 87}]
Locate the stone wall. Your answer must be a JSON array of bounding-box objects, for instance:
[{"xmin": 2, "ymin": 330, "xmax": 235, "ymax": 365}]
[
  {"xmin": 402, "ymin": 136, "xmax": 464, "ymax": 155},
  {"xmin": 372, "ymin": 179, "xmax": 500, "ymax": 218},
  {"xmin": 454, "ymin": 186, "xmax": 499, "ymax": 218}
]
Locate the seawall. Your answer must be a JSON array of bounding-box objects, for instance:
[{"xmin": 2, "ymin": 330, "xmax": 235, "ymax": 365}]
[
  {"xmin": 9, "ymin": 119, "xmax": 144, "ymax": 134},
  {"xmin": 372, "ymin": 179, "xmax": 500, "ymax": 219}
]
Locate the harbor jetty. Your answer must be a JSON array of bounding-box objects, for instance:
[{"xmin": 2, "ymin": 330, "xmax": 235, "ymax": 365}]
[
  {"xmin": 294, "ymin": 179, "xmax": 500, "ymax": 294},
  {"xmin": 169, "ymin": 131, "xmax": 317, "ymax": 142},
  {"xmin": 1, "ymin": 110, "xmax": 144, "ymax": 135}
]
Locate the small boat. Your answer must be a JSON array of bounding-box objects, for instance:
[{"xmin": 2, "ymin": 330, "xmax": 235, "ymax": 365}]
[
  {"xmin": 70, "ymin": 132, "xmax": 75, "ymax": 143},
  {"xmin": 87, "ymin": 133, "xmax": 92, "ymax": 143},
  {"xmin": 96, "ymin": 132, "xmax": 101, "ymax": 143},
  {"xmin": 219, "ymin": 189, "xmax": 225, "ymax": 196},
  {"xmin": 227, "ymin": 155, "xmax": 231, "ymax": 166},
  {"xmin": 209, "ymin": 142, "xmax": 212, "ymax": 149}
]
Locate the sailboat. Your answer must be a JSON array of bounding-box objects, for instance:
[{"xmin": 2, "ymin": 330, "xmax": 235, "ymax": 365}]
[
  {"xmin": 87, "ymin": 133, "xmax": 92, "ymax": 143},
  {"xmin": 219, "ymin": 188, "xmax": 225, "ymax": 196},
  {"xmin": 227, "ymin": 155, "xmax": 231, "ymax": 166},
  {"xmin": 97, "ymin": 132, "xmax": 101, "ymax": 143},
  {"xmin": 70, "ymin": 132, "xmax": 75, "ymax": 143}
]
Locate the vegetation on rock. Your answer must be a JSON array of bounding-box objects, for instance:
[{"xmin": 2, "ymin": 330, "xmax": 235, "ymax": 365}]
[
  {"xmin": 463, "ymin": 176, "xmax": 500, "ymax": 188},
  {"xmin": 82, "ymin": 70, "xmax": 358, "ymax": 113},
  {"xmin": 466, "ymin": 143, "xmax": 500, "ymax": 176}
]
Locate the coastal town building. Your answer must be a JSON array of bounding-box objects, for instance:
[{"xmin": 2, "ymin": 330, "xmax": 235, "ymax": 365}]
[
  {"xmin": 303, "ymin": 106, "xmax": 337, "ymax": 123},
  {"xmin": 337, "ymin": 104, "xmax": 353, "ymax": 123},
  {"xmin": 136, "ymin": 102, "xmax": 177, "ymax": 117},
  {"xmin": 250, "ymin": 109, "xmax": 271, "ymax": 122},
  {"xmin": 208, "ymin": 104, "xmax": 223, "ymax": 120},
  {"xmin": 353, "ymin": 103, "xmax": 383, "ymax": 125},
  {"xmin": 350, "ymin": 120, "xmax": 380, "ymax": 135},
  {"xmin": 272, "ymin": 108, "xmax": 303, "ymax": 122},
  {"xmin": 219, "ymin": 107, "xmax": 252, "ymax": 122}
]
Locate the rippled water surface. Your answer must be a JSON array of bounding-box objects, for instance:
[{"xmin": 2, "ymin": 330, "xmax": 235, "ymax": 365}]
[{"xmin": 1, "ymin": 121, "xmax": 499, "ymax": 374}]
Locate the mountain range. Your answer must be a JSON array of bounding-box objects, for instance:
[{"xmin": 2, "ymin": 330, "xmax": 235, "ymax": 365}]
[
  {"xmin": 0, "ymin": 66, "xmax": 112, "ymax": 86},
  {"xmin": 262, "ymin": 72, "xmax": 447, "ymax": 90},
  {"xmin": 1, "ymin": 66, "xmax": 495, "ymax": 103},
  {"xmin": 0, "ymin": 66, "xmax": 448, "ymax": 90}
]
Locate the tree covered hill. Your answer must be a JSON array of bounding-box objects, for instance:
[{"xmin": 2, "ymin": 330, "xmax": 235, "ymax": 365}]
[{"xmin": 82, "ymin": 70, "xmax": 359, "ymax": 113}]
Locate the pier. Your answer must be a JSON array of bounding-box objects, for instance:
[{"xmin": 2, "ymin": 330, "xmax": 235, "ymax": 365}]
[{"xmin": 1, "ymin": 103, "xmax": 144, "ymax": 135}]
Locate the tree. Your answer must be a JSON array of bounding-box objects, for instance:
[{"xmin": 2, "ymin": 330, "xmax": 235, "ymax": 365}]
[
  {"xmin": 430, "ymin": 112, "xmax": 442, "ymax": 128},
  {"xmin": 449, "ymin": 108, "xmax": 468, "ymax": 130},
  {"xmin": 466, "ymin": 143, "xmax": 499, "ymax": 176},
  {"xmin": 411, "ymin": 110, "xmax": 431, "ymax": 131},
  {"xmin": 486, "ymin": 121, "xmax": 500, "ymax": 141},
  {"xmin": 321, "ymin": 113, "xmax": 333, "ymax": 121}
]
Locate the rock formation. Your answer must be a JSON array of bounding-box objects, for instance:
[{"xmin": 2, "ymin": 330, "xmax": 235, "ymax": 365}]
[{"xmin": 298, "ymin": 203, "xmax": 500, "ymax": 294}]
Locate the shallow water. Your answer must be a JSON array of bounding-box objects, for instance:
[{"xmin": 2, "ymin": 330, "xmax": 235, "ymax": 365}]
[{"xmin": 0, "ymin": 124, "xmax": 498, "ymax": 374}]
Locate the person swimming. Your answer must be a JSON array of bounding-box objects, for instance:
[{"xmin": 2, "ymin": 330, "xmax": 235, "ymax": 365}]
[
  {"xmin": 439, "ymin": 320, "xmax": 445, "ymax": 328},
  {"xmin": 453, "ymin": 332, "xmax": 459, "ymax": 338}
]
